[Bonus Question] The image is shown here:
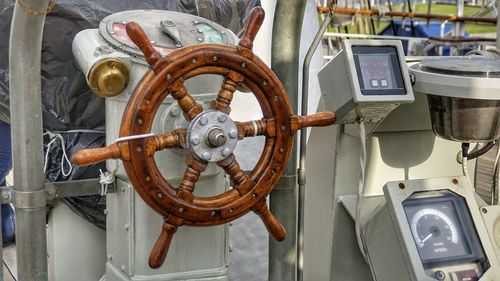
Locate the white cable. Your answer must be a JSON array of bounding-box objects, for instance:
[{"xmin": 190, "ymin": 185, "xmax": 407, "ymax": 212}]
[
  {"xmin": 43, "ymin": 132, "xmax": 73, "ymax": 177},
  {"xmin": 462, "ymin": 155, "xmax": 471, "ymax": 185},
  {"xmin": 356, "ymin": 121, "xmax": 369, "ymax": 262},
  {"xmin": 115, "ymin": 133, "xmax": 155, "ymax": 143}
]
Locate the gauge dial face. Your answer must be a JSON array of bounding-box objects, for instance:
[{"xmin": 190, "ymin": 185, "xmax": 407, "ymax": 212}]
[{"xmin": 404, "ymin": 201, "xmax": 471, "ymax": 262}]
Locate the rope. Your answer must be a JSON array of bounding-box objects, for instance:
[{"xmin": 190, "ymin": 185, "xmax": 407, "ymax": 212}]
[{"xmin": 99, "ymin": 169, "xmax": 115, "ymax": 196}]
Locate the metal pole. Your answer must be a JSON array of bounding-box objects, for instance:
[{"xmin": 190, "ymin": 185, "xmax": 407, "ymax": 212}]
[
  {"xmin": 269, "ymin": 1, "xmax": 307, "ymax": 280},
  {"xmin": 297, "ymin": 15, "xmax": 332, "ymax": 281},
  {"xmin": 9, "ymin": 0, "xmax": 50, "ymax": 280},
  {"xmin": 496, "ymin": 0, "xmax": 500, "ymax": 49}
]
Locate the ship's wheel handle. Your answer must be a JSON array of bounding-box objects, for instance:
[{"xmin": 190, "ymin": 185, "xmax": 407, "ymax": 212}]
[{"xmin": 71, "ymin": 7, "xmax": 336, "ymax": 268}]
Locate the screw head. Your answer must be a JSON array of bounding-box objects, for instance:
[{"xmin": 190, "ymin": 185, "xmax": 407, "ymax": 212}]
[
  {"xmin": 222, "ymin": 148, "xmax": 231, "ymax": 157},
  {"xmin": 218, "ymin": 114, "xmax": 228, "ymax": 123},
  {"xmin": 202, "ymin": 152, "xmax": 212, "ymax": 161},
  {"xmin": 171, "ymin": 107, "xmax": 180, "ymax": 116},
  {"xmin": 229, "ymin": 129, "xmax": 238, "ymax": 139},
  {"xmin": 191, "ymin": 136, "xmax": 201, "ymax": 146},
  {"xmin": 200, "ymin": 116, "xmax": 209, "ymax": 126}
]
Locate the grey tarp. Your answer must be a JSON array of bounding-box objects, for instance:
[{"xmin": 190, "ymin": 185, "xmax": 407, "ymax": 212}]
[{"xmin": 0, "ymin": 0, "xmax": 259, "ymax": 228}]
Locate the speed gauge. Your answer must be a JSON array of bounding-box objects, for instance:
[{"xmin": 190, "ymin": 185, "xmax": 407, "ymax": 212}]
[{"xmin": 403, "ymin": 191, "xmax": 486, "ymax": 266}]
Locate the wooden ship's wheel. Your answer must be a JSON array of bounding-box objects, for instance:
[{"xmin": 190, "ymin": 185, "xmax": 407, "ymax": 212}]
[{"xmin": 72, "ymin": 7, "xmax": 336, "ymax": 268}]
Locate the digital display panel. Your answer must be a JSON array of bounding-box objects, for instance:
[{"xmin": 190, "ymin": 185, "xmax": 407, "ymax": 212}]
[
  {"xmin": 352, "ymin": 46, "xmax": 406, "ymax": 96},
  {"xmin": 402, "ymin": 191, "xmax": 487, "ymax": 267}
]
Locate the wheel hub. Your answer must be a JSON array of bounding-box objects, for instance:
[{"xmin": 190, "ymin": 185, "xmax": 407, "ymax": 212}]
[{"xmin": 187, "ymin": 110, "xmax": 238, "ymax": 162}]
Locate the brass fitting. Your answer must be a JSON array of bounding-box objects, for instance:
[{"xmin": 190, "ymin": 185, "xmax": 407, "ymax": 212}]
[{"xmin": 89, "ymin": 58, "xmax": 130, "ymax": 98}]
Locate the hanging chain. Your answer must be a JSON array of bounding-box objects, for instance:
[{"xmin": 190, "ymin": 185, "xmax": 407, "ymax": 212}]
[
  {"xmin": 328, "ymin": 0, "xmax": 338, "ymax": 18},
  {"xmin": 17, "ymin": 0, "xmax": 56, "ymax": 16}
]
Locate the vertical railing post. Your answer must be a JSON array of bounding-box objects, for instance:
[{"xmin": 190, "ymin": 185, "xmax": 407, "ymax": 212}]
[{"xmin": 9, "ymin": 0, "xmax": 50, "ymax": 280}]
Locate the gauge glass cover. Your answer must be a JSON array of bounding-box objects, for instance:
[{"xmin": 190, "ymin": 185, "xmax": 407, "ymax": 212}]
[{"xmin": 402, "ymin": 191, "xmax": 487, "ymax": 267}]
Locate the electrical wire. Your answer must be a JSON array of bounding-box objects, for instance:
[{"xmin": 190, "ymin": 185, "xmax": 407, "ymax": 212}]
[
  {"xmin": 356, "ymin": 121, "xmax": 369, "ymax": 262},
  {"xmin": 3, "ymin": 259, "xmax": 17, "ymax": 281},
  {"xmin": 43, "ymin": 132, "xmax": 73, "ymax": 177}
]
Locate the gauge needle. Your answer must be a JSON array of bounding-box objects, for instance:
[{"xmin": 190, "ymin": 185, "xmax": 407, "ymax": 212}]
[{"xmin": 421, "ymin": 233, "xmax": 433, "ymax": 244}]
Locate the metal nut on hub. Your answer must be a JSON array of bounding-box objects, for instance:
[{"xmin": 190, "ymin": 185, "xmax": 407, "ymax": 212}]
[
  {"xmin": 229, "ymin": 129, "xmax": 238, "ymax": 139},
  {"xmin": 221, "ymin": 148, "xmax": 231, "ymax": 157},
  {"xmin": 202, "ymin": 152, "xmax": 212, "ymax": 161},
  {"xmin": 200, "ymin": 116, "xmax": 209, "ymax": 126},
  {"xmin": 218, "ymin": 114, "xmax": 228, "ymax": 123},
  {"xmin": 191, "ymin": 136, "xmax": 201, "ymax": 146}
]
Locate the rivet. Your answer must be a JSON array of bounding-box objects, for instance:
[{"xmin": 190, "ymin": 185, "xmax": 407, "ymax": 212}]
[
  {"xmin": 213, "ymin": 56, "xmax": 218, "ymax": 61},
  {"xmin": 229, "ymin": 208, "xmax": 234, "ymax": 213},
  {"xmin": 193, "ymin": 20, "xmax": 199, "ymax": 24},
  {"xmin": 137, "ymin": 118, "xmax": 143, "ymax": 125},
  {"xmin": 222, "ymin": 148, "xmax": 231, "ymax": 157},
  {"xmin": 179, "ymin": 207, "xmax": 184, "ymax": 213},
  {"xmin": 104, "ymin": 209, "xmax": 108, "ymax": 215},
  {"xmin": 176, "ymin": 43, "xmax": 182, "ymax": 48},
  {"xmin": 241, "ymin": 62, "xmax": 246, "ymax": 68},
  {"xmin": 124, "ymin": 224, "xmax": 129, "ymax": 230},
  {"xmin": 121, "ymin": 265, "xmax": 126, "ymax": 272},
  {"xmin": 136, "ymin": 146, "xmax": 142, "ymax": 152},
  {"xmin": 229, "ymin": 129, "xmax": 238, "ymax": 139},
  {"xmin": 121, "ymin": 187, "xmax": 126, "ymax": 192},
  {"xmin": 482, "ymin": 208, "xmax": 488, "ymax": 214},
  {"xmin": 191, "ymin": 136, "xmax": 201, "ymax": 146},
  {"xmin": 192, "ymin": 58, "xmax": 197, "ymax": 64},
  {"xmin": 218, "ymin": 114, "xmax": 228, "ymax": 123},
  {"xmin": 263, "ymin": 80, "xmax": 268, "ymax": 86},
  {"xmin": 211, "ymin": 210, "xmax": 216, "ymax": 216},
  {"xmin": 273, "ymin": 96, "xmax": 278, "ymax": 101},
  {"xmin": 221, "ymin": 31, "xmax": 226, "ymax": 34},
  {"xmin": 281, "ymin": 125, "xmax": 286, "ymax": 131},
  {"xmin": 145, "ymin": 99, "xmax": 151, "ymax": 105},
  {"xmin": 272, "ymin": 169, "xmax": 276, "ymax": 174},
  {"xmin": 150, "ymin": 40, "xmax": 156, "ymax": 44},
  {"xmin": 399, "ymin": 183, "xmax": 405, "ymax": 189},
  {"xmin": 107, "ymin": 255, "xmax": 112, "ymax": 261},
  {"xmin": 452, "ymin": 178, "xmax": 459, "ymax": 185},
  {"xmin": 121, "ymin": 21, "xmax": 127, "ymax": 25},
  {"xmin": 145, "ymin": 176, "xmax": 151, "ymax": 182},
  {"xmin": 202, "ymin": 152, "xmax": 212, "ymax": 161},
  {"xmin": 279, "ymin": 147, "xmax": 285, "ymax": 153},
  {"xmin": 200, "ymin": 116, "xmax": 209, "ymax": 126},
  {"xmin": 252, "ymin": 194, "xmax": 257, "ymax": 200},
  {"xmin": 157, "ymin": 192, "xmax": 163, "ymax": 198},
  {"xmin": 197, "ymin": 38, "xmax": 203, "ymax": 42},
  {"xmin": 166, "ymin": 74, "xmax": 172, "ymax": 80}
]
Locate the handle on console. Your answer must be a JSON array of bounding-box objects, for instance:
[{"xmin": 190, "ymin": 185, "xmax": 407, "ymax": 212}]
[{"xmin": 238, "ymin": 7, "xmax": 265, "ymax": 50}]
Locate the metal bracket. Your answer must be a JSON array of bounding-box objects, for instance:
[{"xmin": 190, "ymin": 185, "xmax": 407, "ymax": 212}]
[
  {"xmin": 1, "ymin": 178, "xmax": 116, "ymax": 204},
  {"xmin": 14, "ymin": 189, "xmax": 46, "ymax": 209}
]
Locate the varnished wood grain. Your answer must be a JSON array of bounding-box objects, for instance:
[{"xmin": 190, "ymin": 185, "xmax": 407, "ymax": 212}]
[{"xmin": 126, "ymin": 22, "xmax": 162, "ymax": 66}]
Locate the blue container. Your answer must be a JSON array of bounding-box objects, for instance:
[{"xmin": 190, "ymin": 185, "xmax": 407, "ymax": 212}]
[{"xmin": 378, "ymin": 20, "xmax": 468, "ymax": 55}]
